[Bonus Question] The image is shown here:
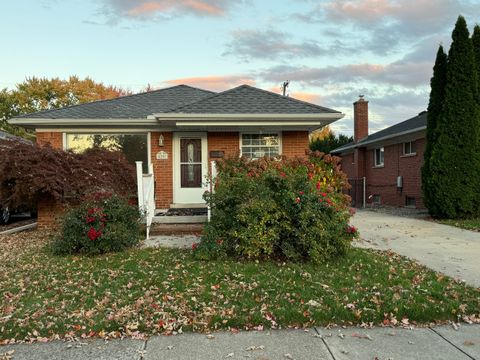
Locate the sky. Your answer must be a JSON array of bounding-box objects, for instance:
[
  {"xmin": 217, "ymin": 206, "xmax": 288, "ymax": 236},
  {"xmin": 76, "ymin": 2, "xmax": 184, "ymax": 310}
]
[{"xmin": 1, "ymin": 0, "xmax": 480, "ymax": 136}]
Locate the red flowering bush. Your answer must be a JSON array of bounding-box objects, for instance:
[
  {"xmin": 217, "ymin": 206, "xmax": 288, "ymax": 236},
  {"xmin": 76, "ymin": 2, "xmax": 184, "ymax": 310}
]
[
  {"xmin": 196, "ymin": 151, "xmax": 358, "ymax": 263},
  {"xmin": 52, "ymin": 193, "xmax": 142, "ymax": 255}
]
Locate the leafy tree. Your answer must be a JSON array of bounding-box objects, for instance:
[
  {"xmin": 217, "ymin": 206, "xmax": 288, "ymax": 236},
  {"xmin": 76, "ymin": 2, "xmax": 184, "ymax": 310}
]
[
  {"xmin": 0, "ymin": 76, "xmax": 129, "ymax": 139},
  {"xmin": 0, "ymin": 139, "xmax": 137, "ymax": 209},
  {"xmin": 428, "ymin": 16, "xmax": 480, "ymax": 218},
  {"xmin": 422, "ymin": 45, "xmax": 448, "ymax": 215},
  {"xmin": 310, "ymin": 128, "xmax": 353, "ymax": 154}
]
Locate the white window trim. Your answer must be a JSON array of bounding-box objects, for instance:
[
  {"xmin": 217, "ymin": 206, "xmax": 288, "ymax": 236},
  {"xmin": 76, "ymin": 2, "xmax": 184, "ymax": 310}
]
[
  {"xmin": 374, "ymin": 147, "xmax": 384, "ymax": 168},
  {"xmin": 402, "ymin": 141, "xmax": 417, "ymax": 156},
  {"xmin": 239, "ymin": 131, "xmax": 282, "ymax": 159}
]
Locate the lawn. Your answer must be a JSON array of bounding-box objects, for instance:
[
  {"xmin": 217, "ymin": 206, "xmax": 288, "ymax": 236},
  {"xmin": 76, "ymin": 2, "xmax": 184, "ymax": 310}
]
[
  {"xmin": 438, "ymin": 218, "xmax": 480, "ymax": 232},
  {"xmin": 0, "ymin": 231, "xmax": 479, "ymax": 344}
]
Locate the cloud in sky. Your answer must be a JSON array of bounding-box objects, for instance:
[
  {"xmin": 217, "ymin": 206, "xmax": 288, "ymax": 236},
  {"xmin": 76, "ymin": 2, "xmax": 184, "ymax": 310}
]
[
  {"xmin": 163, "ymin": 75, "xmax": 255, "ymax": 92},
  {"xmin": 99, "ymin": 0, "xmax": 240, "ymax": 21},
  {"xmin": 224, "ymin": 29, "xmax": 344, "ymax": 60}
]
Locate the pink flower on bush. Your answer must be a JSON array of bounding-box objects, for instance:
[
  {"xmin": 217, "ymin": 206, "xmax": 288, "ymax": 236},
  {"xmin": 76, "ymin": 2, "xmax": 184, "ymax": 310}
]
[
  {"xmin": 349, "ymin": 207, "xmax": 356, "ymax": 215},
  {"xmin": 321, "ymin": 192, "xmax": 327, "ymax": 197},
  {"xmin": 295, "ymin": 197, "xmax": 301, "ymax": 204},
  {"xmin": 280, "ymin": 172, "xmax": 286, "ymax": 178},
  {"xmin": 192, "ymin": 243, "xmax": 198, "ymax": 250},
  {"xmin": 298, "ymin": 191, "xmax": 304, "ymax": 195},
  {"xmin": 316, "ymin": 181, "xmax": 321, "ymax": 190},
  {"xmin": 86, "ymin": 216, "xmax": 96, "ymax": 224}
]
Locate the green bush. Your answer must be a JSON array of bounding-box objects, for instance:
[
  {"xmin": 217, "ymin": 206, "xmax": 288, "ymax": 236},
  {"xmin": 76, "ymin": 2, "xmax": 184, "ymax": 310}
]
[
  {"xmin": 195, "ymin": 152, "xmax": 358, "ymax": 263},
  {"xmin": 52, "ymin": 193, "xmax": 142, "ymax": 255}
]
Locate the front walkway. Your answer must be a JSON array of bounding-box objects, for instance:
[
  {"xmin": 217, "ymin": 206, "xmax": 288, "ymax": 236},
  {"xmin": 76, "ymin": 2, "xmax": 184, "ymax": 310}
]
[
  {"xmin": 351, "ymin": 210, "xmax": 480, "ymax": 288},
  {"xmin": 1, "ymin": 325, "xmax": 479, "ymax": 360}
]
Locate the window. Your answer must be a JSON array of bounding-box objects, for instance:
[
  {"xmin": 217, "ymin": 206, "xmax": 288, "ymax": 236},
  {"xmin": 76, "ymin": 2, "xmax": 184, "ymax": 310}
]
[
  {"xmin": 374, "ymin": 147, "xmax": 384, "ymax": 167},
  {"xmin": 66, "ymin": 133, "xmax": 149, "ymax": 172},
  {"xmin": 372, "ymin": 194, "xmax": 381, "ymax": 204},
  {"xmin": 403, "ymin": 141, "xmax": 416, "ymax": 155},
  {"xmin": 241, "ymin": 133, "xmax": 280, "ymax": 159},
  {"xmin": 405, "ymin": 196, "xmax": 416, "ymax": 207}
]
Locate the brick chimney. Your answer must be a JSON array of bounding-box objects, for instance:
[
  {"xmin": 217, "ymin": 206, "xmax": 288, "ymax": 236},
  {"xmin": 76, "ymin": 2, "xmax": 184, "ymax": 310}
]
[{"xmin": 353, "ymin": 95, "xmax": 368, "ymax": 142}]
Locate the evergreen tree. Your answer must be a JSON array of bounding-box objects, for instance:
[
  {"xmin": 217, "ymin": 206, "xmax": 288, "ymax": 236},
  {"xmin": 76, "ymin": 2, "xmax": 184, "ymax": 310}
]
[
  {"xmin": 422, "ymin": 45, "xmax": 447, "ymax": 215},
  {"xmin": 473, "ymin": 25, "xmax": 480, "ymax": 97},
  {"xmin": 429, "ymin": 16, "xmax": 480, "ymax": 218}
]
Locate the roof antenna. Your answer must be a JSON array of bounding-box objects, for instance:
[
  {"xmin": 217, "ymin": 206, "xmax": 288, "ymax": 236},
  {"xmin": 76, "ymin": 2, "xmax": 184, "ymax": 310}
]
[{"xmin": 282, "ymin": 80, "xmax": 290, "ymax": 96}]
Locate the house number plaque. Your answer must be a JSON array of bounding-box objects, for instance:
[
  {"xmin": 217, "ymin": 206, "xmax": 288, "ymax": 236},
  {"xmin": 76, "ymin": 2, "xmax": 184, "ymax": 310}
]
[
  {"xmin": 156, "ymin": 151, "xmax": 168, "ymax": 160},
  {"xmin": 209, "ymin": 151, "xmax": 225, "ymax": 158}
]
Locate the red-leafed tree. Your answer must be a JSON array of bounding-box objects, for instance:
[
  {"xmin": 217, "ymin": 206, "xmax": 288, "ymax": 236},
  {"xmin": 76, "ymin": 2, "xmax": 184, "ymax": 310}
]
[{"xmin": 0, "ymin": 139, "xmax": 137, "ymax": 209}]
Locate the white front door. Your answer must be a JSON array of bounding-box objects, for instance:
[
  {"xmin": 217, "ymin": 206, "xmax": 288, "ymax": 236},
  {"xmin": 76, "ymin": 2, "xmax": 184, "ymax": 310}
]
[{"xmin": 173, "ymin": 132, "xmax": 208, "ymax": 204}]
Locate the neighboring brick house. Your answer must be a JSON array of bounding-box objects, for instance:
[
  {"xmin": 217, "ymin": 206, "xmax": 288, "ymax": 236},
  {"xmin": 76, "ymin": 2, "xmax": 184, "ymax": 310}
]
[
  {"xmin": 331, "ymin": 97, "xmax": 427, "ymax": 209},
  {"xmin": 10, "ymin": 84, "xmax": 344, "ymax": 227}
]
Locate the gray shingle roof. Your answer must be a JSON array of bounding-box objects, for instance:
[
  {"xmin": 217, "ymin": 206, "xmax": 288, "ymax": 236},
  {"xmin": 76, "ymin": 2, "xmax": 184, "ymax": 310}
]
[
  {"xmin": 15, "ymin": 85, "xmax": 215, "ymax": 119},
  {"xmin": 168, "ymin": 85, "xmax": 341, "ymax": 114},
  {"xmin": 332, "ymin": 111, "xmax": 427, "ymax": 154}
]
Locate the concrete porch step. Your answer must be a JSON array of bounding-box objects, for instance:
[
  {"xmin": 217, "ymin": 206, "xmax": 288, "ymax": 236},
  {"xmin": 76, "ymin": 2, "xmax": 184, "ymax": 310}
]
[{"xmin": 152, "ymin": 215, "xmax": 207, "ymax": 224}]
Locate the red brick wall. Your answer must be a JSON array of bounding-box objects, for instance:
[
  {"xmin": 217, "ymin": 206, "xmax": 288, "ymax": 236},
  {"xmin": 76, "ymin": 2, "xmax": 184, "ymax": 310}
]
[
  {"xmin": 338, "ymin": 137, "xmax": 426, "ymax": 209},
  {"xmin": 208, "ymin": 132, "xmax": 239, "ymax": 162},
  {"xmin": 36, "ymin": 131, "xmax": 63, "ymax": 148},
  {"xmin": 151, "ymin": 132, "xmax": 173, "ymax": 209},
  {"xmin": 35, "ymin": 132, "xmax": 64, "ymax": 228},
  {"xmin": 282, "ymin": 131, "xmax": 309, "ymax": 158}
]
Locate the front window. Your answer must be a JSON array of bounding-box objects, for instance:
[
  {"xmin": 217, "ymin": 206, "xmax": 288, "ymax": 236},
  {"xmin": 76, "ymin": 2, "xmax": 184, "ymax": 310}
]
[
  {"xmin": 65, "ymin": 133, "xmax": 148, "ymax": 172},
  {"xmin": 241, "ymin": 133, "xmax": 280, "ymax": 159},
  {"xmin": 374, "ymin": 147, "xmax": 384, "ymax": 167},
  {"xmin": 403, "ymin": 141, "xmax": 416, "ymax": 155}
]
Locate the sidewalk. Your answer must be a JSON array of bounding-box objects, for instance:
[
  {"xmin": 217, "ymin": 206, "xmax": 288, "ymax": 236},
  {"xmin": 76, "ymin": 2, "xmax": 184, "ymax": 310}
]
[{"xmin": 1, "ymin": 325, "xmax": 479, "ymax": 360}]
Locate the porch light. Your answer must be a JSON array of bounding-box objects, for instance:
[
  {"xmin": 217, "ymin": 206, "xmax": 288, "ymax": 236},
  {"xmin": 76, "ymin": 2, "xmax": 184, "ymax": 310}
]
[{"xmin": 158, "ymin": 134, "xmax": 164, "ymax": 147}]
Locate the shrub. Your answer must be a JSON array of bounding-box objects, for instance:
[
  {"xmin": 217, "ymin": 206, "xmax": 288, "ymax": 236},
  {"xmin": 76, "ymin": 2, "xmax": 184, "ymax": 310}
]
[
  {"xmin": 195, "ymin": 152, "xmax": 358, "ymax": 263},
  {"xmin": 52, "ymin": 193, "xmax": 142, "ymax": 255}
]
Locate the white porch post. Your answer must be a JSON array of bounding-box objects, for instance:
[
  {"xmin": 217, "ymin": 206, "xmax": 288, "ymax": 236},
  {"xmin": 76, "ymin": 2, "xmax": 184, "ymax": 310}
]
[
  {"xmin": 207, "ymin": 160, "xmax": 217, "ymax": 222},
  {"xmin": 136, "ymin": 161, "xmax": 144, "ymax": 209}
]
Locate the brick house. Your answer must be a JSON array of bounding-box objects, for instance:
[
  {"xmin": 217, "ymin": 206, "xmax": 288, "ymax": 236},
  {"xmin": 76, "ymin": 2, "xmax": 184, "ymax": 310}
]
[
  {"xmin": 331, "ymin": 97, "xmax": 427, "ymax": 209},
  {"xmin": 10, "ymin": 84, "xmax": 344, "ymax": 227}
]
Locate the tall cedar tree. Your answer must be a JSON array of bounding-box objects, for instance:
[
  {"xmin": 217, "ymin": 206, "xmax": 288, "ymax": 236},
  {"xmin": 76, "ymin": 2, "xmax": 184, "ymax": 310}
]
[
  {"xmin": 422, "ymin": 45, "xmax": 447, "ymax": 215},
  {"xmin": 429, "ymin": 16, "xmax": 480, "ymax": 218},
  {"xmin": 473, "ymin": 25, "xmax": 480, "ymax": 91}
]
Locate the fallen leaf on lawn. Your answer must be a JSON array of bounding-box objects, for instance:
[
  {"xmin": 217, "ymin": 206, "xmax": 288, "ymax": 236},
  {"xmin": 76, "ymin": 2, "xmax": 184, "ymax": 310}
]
[
  {"xmin": 463, "ymin": 340, "xmax": 475, "ymax": 346},
  {"xmin": 306, "ymin": 300, "xmax": 321, "ymax": 307},
  {"xmin": 206, "ymin": 334, "xmax": 215, "ymax": 339},
  {"xmin": 246, "ymin": 345, "xmax": 265, "ymax": 351},
  {"xmin": 225, "ymin": 352, "xmax": 234, "ymax": 358},
  {"xmin": 284, "ymin": 354, "xmax": 293, "ymax": 359}
]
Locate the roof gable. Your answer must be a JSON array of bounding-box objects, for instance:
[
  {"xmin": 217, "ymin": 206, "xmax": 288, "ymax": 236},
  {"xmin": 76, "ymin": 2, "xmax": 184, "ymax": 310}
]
[
  {"xmin": 331, "ymin": 111, "xmax": 427, "ymax": 154},
  {"xmin": 168, "ymin": 85, "xmax": 341, "ymax": 114},
  {"xmin": 15, "ymin": 85, "xmax": 215, "ymax": 119}
]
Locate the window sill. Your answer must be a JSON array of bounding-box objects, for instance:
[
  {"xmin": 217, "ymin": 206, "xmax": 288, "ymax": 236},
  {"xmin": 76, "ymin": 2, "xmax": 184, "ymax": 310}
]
[
  {"xmin": 373, "ymin": 165, "xmax": 384, "ymax": 169},
  {"xmin": 400, "ymin": 153, "xmax": 417, "ymax": 158}
]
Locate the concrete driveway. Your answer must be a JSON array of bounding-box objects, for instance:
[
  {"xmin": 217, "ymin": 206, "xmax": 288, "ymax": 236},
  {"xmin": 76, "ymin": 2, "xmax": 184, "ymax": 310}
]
[{"xmin": 351, "ymin": 210, "xmax": 480, "ymax": 288}]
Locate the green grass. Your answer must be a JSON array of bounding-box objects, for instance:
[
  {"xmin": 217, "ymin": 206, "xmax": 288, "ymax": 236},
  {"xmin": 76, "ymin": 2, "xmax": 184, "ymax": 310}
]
[
  {"xmin": 438, "ymin": 218, "xmax": 480, "ymax": 232},
  {"xmin": 0, "ymin": 231, "xmax": 479, "ymax": 343}
]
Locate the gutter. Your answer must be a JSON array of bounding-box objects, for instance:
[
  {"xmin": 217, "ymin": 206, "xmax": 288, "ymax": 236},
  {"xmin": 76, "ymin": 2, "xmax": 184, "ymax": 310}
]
[
  {"xmin": 8, "ymin": 118, "xmax": 158, "ymax": 128},
  {"xmin": 149, "ymin": 113, "xmax": 345, "ymax": 121}
]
